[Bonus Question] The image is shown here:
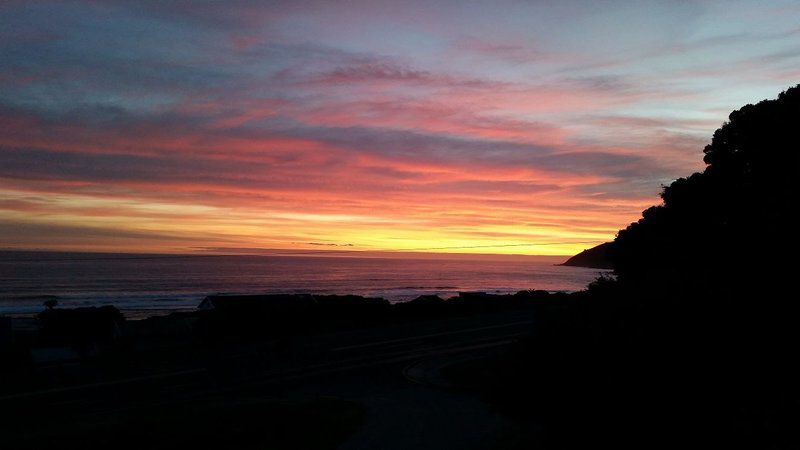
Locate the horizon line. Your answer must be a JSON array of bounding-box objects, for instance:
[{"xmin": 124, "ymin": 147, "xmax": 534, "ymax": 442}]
[{"xmin": 0, "ymin": 246, "xmax": 590, "ymax": 260}]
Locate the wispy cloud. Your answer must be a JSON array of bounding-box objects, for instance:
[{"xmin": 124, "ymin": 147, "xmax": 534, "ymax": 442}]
[{"xmin": 1, "ymin": 0, "xmax": 798, "ymax": 254}]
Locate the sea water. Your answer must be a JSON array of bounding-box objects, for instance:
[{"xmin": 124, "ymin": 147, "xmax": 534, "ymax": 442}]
[{"xmin": 0, "ymin": 251, "xmax": 607, "ymax": 318}]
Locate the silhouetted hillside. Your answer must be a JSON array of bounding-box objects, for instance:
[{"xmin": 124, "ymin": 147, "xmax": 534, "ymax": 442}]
[
  {"xmin": 561, "ymin": 242, "xmax": 613, "ymax": 269},
  {"xmin": 611, "ymin": 85, "xmax": 800, "ymax": 292},
  {"xmin": 489, "ymin": 85, "xmax": 800, "ymax": 449}
]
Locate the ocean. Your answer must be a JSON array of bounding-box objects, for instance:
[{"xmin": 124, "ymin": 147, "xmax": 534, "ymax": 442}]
[{"xmin": 0, "ymin": 251, "xmax": 607, "ymax": 318}]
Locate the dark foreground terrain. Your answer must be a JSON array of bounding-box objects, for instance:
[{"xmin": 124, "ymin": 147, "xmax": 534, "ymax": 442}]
[
  {"xmin": 1, "ymin": 292, "xmax": 555, "ymax": 450},
  {"xmin": 480, "ymin": 85, "xmax": 800, "ymax": 449}
]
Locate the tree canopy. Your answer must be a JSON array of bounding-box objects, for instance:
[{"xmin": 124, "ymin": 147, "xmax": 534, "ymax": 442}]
[{"xmin": 610, "ymin": 85, "xmax": 800, "ymax": 293}]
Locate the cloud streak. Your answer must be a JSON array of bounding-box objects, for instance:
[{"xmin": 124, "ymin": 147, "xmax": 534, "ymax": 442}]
[{"xmin": 1, "ymin": 0, "xmax": 798, "ymax": 254}]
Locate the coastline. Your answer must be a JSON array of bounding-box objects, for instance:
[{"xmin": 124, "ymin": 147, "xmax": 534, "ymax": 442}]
[
  {"xmin": 0, "ymin": 288, "xmax": 589, "ymax": 319},
  {"xmin": 1, "ymin": 251, "xmax": 607, "ymax": 318}
]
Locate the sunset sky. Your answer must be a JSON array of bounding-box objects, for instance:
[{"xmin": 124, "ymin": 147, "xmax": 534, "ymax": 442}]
[{"xmin": 1, "ymin": 1, "xmax": 799, "ymax": 255}]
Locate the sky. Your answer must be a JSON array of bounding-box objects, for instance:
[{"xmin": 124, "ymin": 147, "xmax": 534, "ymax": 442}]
[{"xmin": 1, "ymin": 0, "xmax": 799, "ymax": 255}]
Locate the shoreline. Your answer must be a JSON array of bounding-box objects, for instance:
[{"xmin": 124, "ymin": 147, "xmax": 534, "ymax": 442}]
[
  {"xmin": 1, "ymin": 251, "xmax": 606, "ymax": 318},
  {"xmin": 0, "ymin": 287, "xmax": 595, "ymax": 319}
]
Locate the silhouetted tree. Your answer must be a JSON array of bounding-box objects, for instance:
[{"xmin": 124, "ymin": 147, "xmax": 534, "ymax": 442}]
[{"xmin": 611, "ymin": 85, "xmax": 800, "ymax": 295}]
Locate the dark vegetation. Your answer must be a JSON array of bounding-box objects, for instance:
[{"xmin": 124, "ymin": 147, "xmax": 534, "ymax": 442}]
[
  {"xmin": 7, "ymin": 396, "xmax": 364, "ymax": 450},
  {"xmin": 192, "ymin": 291, "xmax": 558, "ymax": 343},
  {"xmin": 483, "ymin": 85, "xmax": 800, "ymax": 448},
  {"xmin": 197, "ymin": 291, "xmax": 545, "ymax": 321},
  {"xmin": 0, "ymin": 290, "xmax": 557, "ymax": 381},
  {"xmin": 38, "ymin": 305, "xmax": 124, "ymax": 350}
]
